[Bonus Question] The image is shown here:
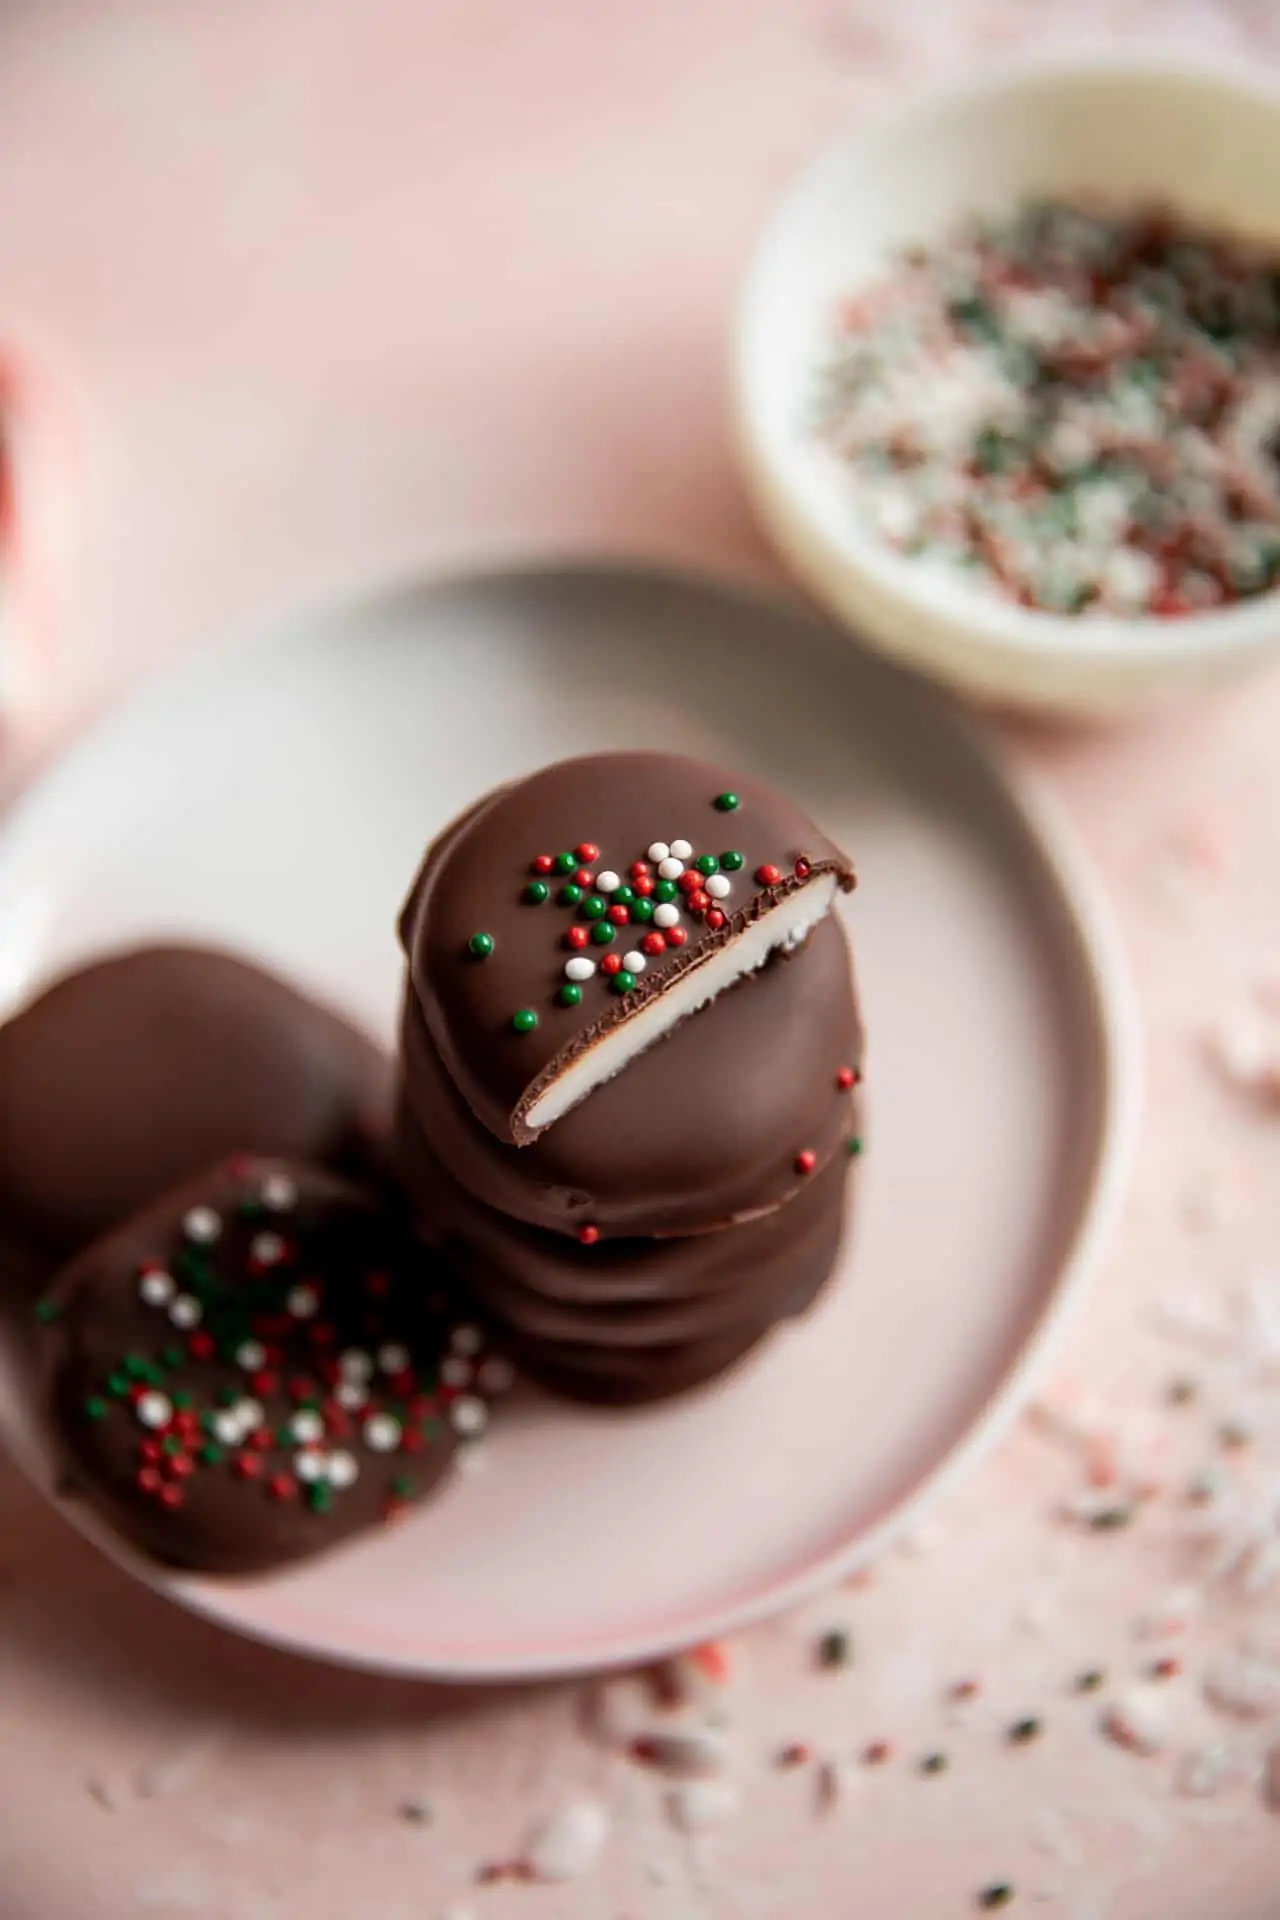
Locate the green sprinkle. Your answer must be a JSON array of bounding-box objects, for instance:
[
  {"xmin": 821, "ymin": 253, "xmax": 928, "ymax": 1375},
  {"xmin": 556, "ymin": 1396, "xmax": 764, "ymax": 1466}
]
[
  {"xmin": 609, "ymin": 970, "xmax": 636, "ymax": 996},
  {"xmin": 579, "ymin": 894, "xmax": 606, "ymax": 921},
  {"xmin": 82, "ymin": 1396, "xmax": 108, "ymax": 1422},
  {"xmin": 306, "ymin": 1483, "xmax": 333, "ymax": 1515},
  {"xmin": 713, "ymin": 792, "xmax": 740, "ymax": 812},
  {"xmin": 124, "ymin": 1354, "xmax": 148, "ymax": 1379},
  {"xmin": 172, "ymin": 1390, "xmax": 193, "ymax": 1410},
  {"xmin": 522, "ymin": 880, "xmax": 549, "ymax": 905},
  {"xmin": 511, "ymin": 1008, "xmax": 539, "ymax": 1033},
  {"xmin": 217, "ymin": 1386, "xmax": 239, "ymax": 1407},
  {"xmin": 720, "ymin": 850, "xmax": 744, "ymax": 871},
  {"xmin": 198, "ymin": 1442, "xmax": 223, "ymax": 1467},
  {"xmin": 1009, "ymin": 1717, "xmax": 1042, "ymax": 1745},
  {"xmin": 979, "ymin": 1887, "xmax": 1014, "ymax": 1911},
  {"xmin": 162, "ymin": 1434, "xmax": 184, "ymax": 1457},
  {"xmin": 558, "ymin": 883, "xmax": 583, "ymax": 906},
  {"xmin": 33, "ymin": 1297, "xmax": 60, "ymax": 1324},
  {"xmin": 613, "ymin": 884, "xmax": 635, "ymax": 905},
  {"xmin": 552, "ymin": 851, "xmax": 576, "ymax": 875},
  {"xmin": 467, "ymin": 931, "xmax": 494, "ymax": 960},
  {"xmin": 590, "ymin": 922, "xmax": 616, "ymax": 946},
  {"xmin": 557, "ymin": 983, "xmax": 583, "ymax": 1008},
  {"xmin": 817, "ymin": 1628, "xmax": 852, "ymax": 1669},
  {"xmin": 392, "ymin": 1474, "xmax": 416, "ymax": 1500},
  {"xmin": 920, "ymin": 1751, "xmax": 949, "ymax": 1774},
  {"xmin": 846, "ymin": 1136, "xmax": 863, "ymax": 1157},
  {"xmin": 629, "ymin": 897, "xmax": 655, "ymax": 924},
  {"xmin": 163, "ymin": 1345, "xmax": 185, "ymax": 1369},
  {"xmin": 107, "ymin": 1371, "xmax": 130, "ymax": 1398},
  {"xmin": 654, "ymin": 879, "xmax": 678, "ymax": 904},
  {"xmin": 694, "ymin": 853, "xmax": 719, "ymax": 875},
  {"xmin": 1075, "ymin": 1669, "xmax": 1106, "ymax": 1693}
]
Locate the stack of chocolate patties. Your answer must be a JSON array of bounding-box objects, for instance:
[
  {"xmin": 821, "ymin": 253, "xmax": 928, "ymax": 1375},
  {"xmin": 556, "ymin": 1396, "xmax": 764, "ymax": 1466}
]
[
  {"xmin": 0, "ymin": 947, "xmax": 510, "ymax": 1574},
  {"xmin": 394, "ymin": 751, "xmax": 865, "ymax": 1405}
]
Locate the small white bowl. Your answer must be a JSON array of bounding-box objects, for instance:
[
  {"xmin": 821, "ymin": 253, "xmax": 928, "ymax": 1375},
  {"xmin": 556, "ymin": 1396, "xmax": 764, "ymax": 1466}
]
[{"xmin": 735, "ymin": 54, "xmax": 1280, "ymax": 718}]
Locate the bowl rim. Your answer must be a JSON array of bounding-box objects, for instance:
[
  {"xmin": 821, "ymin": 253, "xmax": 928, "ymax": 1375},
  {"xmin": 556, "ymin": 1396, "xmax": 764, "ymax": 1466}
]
[{"xmin": 734, "ymin": 44, "xmax": 1280, "ymax": 670}]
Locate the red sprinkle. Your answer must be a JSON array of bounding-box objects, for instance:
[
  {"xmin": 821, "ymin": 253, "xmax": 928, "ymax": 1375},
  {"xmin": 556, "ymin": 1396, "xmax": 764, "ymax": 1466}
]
[
  {"xmin": 755, "ymin": 863, "xmax": 782, "ymax": 887},
  {"xmin": 166, "ymin": 1453, "xmax": 195, "ymax": 1480},
  {"xmin": 137, "ymin": 1466, "xmax": 163, "ymax": 1494},
  {"xmin": 573, "ymin": 867, "xmax": 594, "ymax": 888},
  {"xmin": 531, "ymin": 854, "xmax": 554, "ymax": 875},
  {"xmin": 600, "ymin": 952, "xmax": 623, "ymax": 976},
  {"xmin": 575, "ymin": 842, "xmax": 599, "ymax": 863},
  {"xmin": 251, "ymin": 1370, "xmax": 279, "ymax": 1397},
  {"xmin": 794, "ymin": 856, "xmax": 812, "ymax": 878},
  {"xmin": 565, "ymin": 925, "xmax": 590, "ymax": 951},
  {"xmin": 629, "ymin": 861, "xmax": 651, "ymax": 881},
  {"xmin": 677, "ymin": 870, "xmax": 702, "ymax": 894},
  {"xmin": 138, "ymin": 1439, "xmax": 163, "ymax": 1464},
  {"xmin": 187, "ymin": 1331, "xmax": 215, "ymax": 1361},
  {"xmin": 632, "ymin": 874, "xmax": 655, "ymax": 896},
  {"xmin": 688, "ymin": 888, "xmax": 710, "ymax": 912},
  {"xmin": 267, "ymin": 1473, "xmax": 296, "ymax": 1501},
  {"xmin": 248, "ymin": 1428, "xmax": 272, "ymax": 1452},
  {"xmin": 1152, "ymin": 1656, "xmax": 1182, "ymax": 1680},
  {"xmin": 665, "ymin": 927, "xmax": 687, "ymax": 949},
  {"xmin": 642, "ymin": 932, "xmax": 666, "ymax": 957},
  {"xmin": 233, "ymin": 1453, "xmax": 262, "ymax": 1480},
  {"xmin": 400, "ymin": 1429, "xmax": 425, "ymax": 1453},
  {"xmin": 687, "ymin": 1640, "xmax": 731, "ymax": 1683},
  {"xmin": 578, "ymin": 1225, "xmax": 600, "ymax": 1247},
  {"xmin": 794, "ymin": 1149, "xmax": 817, "ymax": 1175},
  {"xmin": 951, "ymin": 1678, "xmax": 982, "ymax": 1702},
  {"xmin": 607, "ymin": 903, "xmax": 630, "ymax": 925},
  {"xmin": 836, "ymin": 1066, "xmax": 856, "ymax": 1090},
  {"xmin": 159, "ymin": 1483, "xmax": 185, "ymax": 1510},
  {"xmin": 777, "ymin": 1743, "xmax": 810, "ymax": 1768},
  {"xmin": 864, "ymin": 1740, "xmax": 893, "ymax": 1765},
  {"xmin": 705, "ymin": 908, "xmax": 726, "ymax": 930}
]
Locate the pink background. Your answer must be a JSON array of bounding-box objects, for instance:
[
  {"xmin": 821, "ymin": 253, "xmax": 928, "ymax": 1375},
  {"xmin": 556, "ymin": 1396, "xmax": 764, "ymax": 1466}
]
[{"xmin": 3, "ymin": 3, "xmax": 1280, "ymax": 1916}]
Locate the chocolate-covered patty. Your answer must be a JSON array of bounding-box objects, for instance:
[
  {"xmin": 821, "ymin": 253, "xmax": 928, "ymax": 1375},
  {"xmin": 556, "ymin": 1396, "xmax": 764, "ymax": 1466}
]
[
  {"xmin": 0, "ymin": 946, "xmax": 391, "ymax": 1280},
  {"xmin": 395, "ymin": 1117, "xmax": 852, "ymax": 1399},
  {"xmin": 401, "ymin": 752, "xmax": 855, "ymax": 1143},
  {"xmin": 37, "ymin": 1157, "xmax": 510, "ymax": 1574},
  {"xmin": 397, "ymin": 912, "xmax": 862, "ymax": 1240}
]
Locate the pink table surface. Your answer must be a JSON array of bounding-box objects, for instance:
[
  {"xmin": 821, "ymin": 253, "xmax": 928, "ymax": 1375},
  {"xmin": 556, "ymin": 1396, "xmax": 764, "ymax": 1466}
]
[{"xmin": 3, "ymin": 4, "xmax": 1280, "ymax": 1917}]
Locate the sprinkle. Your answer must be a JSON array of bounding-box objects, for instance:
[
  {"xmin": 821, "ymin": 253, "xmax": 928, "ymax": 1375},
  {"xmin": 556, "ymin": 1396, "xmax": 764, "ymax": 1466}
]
[
  {"xmin": 589, "ymin": 924, "xmax": 615, "ymax": 946},
  {"xmin": 755, "ymin": 863, "xmax": 782, "ymax": 886},
  {"xmin": 552, "ymin": 851, "xmax": 576, "ymax": 875},
  {"xmin": 467, "ymin": 932, "xmax": 494, "ymax": 960},
  {"xmin": 665, "ymin": 1779, "xmax": 740, "ymax": 1834},
  {"xmin": 657, "ymin": 857, "xmax": 683, "ymax": 881},
  {"xmin": 441, "ymin": 1355, "xmax": 471, "ymax": 1389},
  {"xmin": 558, "ymin": 883, "xmax": 582, "ymax": 906},
  {"xmin": 139, "ymin": 1270, "xmax": 175, "ymax": 1307},
  {"xmin": 290, "ymin": 1410, "xmax": 324, "ymax": 1444},
  {"xmin": 511, "ymin": 1008, "xmax": 539, "ymax": 1033},
  {"xmin": 1100, "ymin": 1688, "xmax": 1168, "ymax": 1754},
  {"xmin": 705, "ymin": 873, "xmax": 731, "ymax": 899},
  {"xmin": 525, "ymin": 1798, "xmax": 611, "ymax": 1882},
  {"xmin": 577, "ymin": 1225, "xmax": 599, "ymax": 1247},
  {"xmin": 817, "ymin": 1629, "xmax": 852, "ymax": 1669},
  {"xmin": 378, "ymin": 1342, "xmax": 411, "ymax": 1374},
  {"xmin": 1008, "ymin": 1717, "xmax": 1042, "ymax": 1745},
  {"xmin": 250, "ymin": 1232, "xmax": 287, "ymax": 1267},
  {"xmin": 565, "ymin": 956, "xmax": 595, "ymax": 982},
  {"xmin": 339, "ymin": 1349, "xmax": 373, "ymax": 1381},
  {"xmin": 642, "ymin": 932, "xmax": 666, "ymax": 956},
  {"xmin": 183, "ymin": 1207, "xmax": 221, "ymax": 1245},
  {"xmin": 629, "ymin": 896, "xmax": 654, "ymax": 923},
  {"xmin": 564, "ymin": 924, "xmax": 589, "ymax": 950},
  {"xmin": 212, "ymin": 1410, "xmax": 243, "ymax": 1445},
  {"xmin": 286, "ymin": 1284, "xmax": 319, "ymax": 1319},
  {"xmin": 579, "ymin": 893, "xmax": 606, "ymax": 920},
  {"xmin": 557, "ymin": 983, "xmax": 582, "ymax": 1007},
  {"xmin": 665, "ymin": 927, "xmax": 687, "ymax": 949},
  {"xmin": 575, "ymin": 842, "xmax": 599, "ymax": 862},
  {"xmin": 846, "ymin": 1136, "xmax": 863, "ymax": 1156},
  {"xmin": 622, "ymin": 950, "xmax": 647, "ymax": 974},
  {"xmin": 600, "ymin": 952, "xmax": 623, "ymax": 976},
  {"xmin": 1151, "ymin": 1656, "xmax": 1182, "ymax": 1680},
  {"xmin": 33, "ymin": 1298, "xmax": 60, "ymax": 1324},
  {"xmin": 920, "ymin": 1751, "xmax": 948, "ymax": 1774},
  {"xmin": 864, "ymin": 1740, "xmax": 893, "ymax": 1765},
  {"xmin": 1176, "ymin": 1744, "xmax": 1247, "ymax": 1797},
  {"xmin": 720, "ymin": 850, "xmax": 744, "ymax": 871},
  {"xmin": 522, "ymin": 880, "xmax": 549, "ymax": 905},
  {"xmin": 335, "ymin": 1381, "xmax": 368, "ymax": 1411},
  {"xmin": 836, "ymin": 1065, "xmax": 856, "ymax": 1090},
  {"xmin": 82, "ymin": 1396, "xmax": 108, "ymax": 1422},
  {"xmin": 572, "ymin": 867, "xmax": 593, "ymax": 888},
  {"xmin": 951, "ymin": 1678, "xmax": 982, "ymax": 1701},
  {"xmin": 706, "ymin": 909, "xmax": 726, "ymax": 930},
  {"xmin": 653, "ymin": 879, "xmax": 678, "ymax": 904},
  {"xmin": 677, "ymin": 869, "xmax": 702, "ymax": 894},
  {"xmin": 328, "ymin": 1449, "xmax": 359, "ymax": 1489},
  {"xmin": 530, "ymin": 855, "xmax": 554, "ymax": 874},
  {"xmin": 452, "ymin": 1324, "xmax": 484, "ymax": 1355},
  {"xmin": 670, "ymin": 838, "xmax": 693, "ymax": 860},
  {"xmin": 647, "ymin": 841, "xmax": 670, "ymax": 863},
  {"xmin": 294, "ymin": 1450, "xmax": 327, "ymax": 1483},
  {"xmin": 136, "ymin": 1392, "xmax": 173, "ymax": 1430},
  {"xmin": 450, "ymin": 1396, "xmax": 487, "ymax": 1436},
  {"xmin": 979, "ymin": 1885, "xmax": 1014, "ymax": 1909},
  {"xmin": 713, "ymin": 792, "xmax": 739, "ymax": 812},
  {"xmin": 364, "ymin": 1413, "xmax": 402, "ymax": 1453},
  {"xmin": 606, "ymin": 903, "xmax": 630, "ymax": 926},
  {"xmin": 794, "ymin": 1149, "xmax": 817, "ymax": 1175},
  {"xmin": 595, "ymin": 870, "xmax": 620, "ymax": 893},
  {"xmin": 610, "ymin": 971, "xmax": 636, "ymax": 995},
  {"xmin": 686, "ymin": 1640, "xmax": 732, "ymax": 1684},
  {"xmin": 777, "ymin": 1742, "xmax": 810, "ymax": 1768},
  {"xmin": 653, "ymin": 903, "xmax": 680, "ymax": 929}
]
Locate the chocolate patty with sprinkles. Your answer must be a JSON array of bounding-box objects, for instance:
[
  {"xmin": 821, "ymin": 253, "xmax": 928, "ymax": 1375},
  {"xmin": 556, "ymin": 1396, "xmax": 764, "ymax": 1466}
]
[{"xmin": 36, "ymin": 1157, "xmax": 511, "ymax": 1574}]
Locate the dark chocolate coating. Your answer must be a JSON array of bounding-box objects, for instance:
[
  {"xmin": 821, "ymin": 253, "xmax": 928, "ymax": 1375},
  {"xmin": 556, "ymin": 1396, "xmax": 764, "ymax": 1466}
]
[
  {"xmin": 397, "ymin": 912, "xmax": 862, "ymax": 1239},
  {"xmin": 0, "ymin": 946, "xmax": 392, "ymax": 1281},
  {"xmin": 38, "ymin": 1158, "xmax": 502, "ymax": 1574},
  {"xmin": 395, "ymin": 1116, "xmax": 852, "ymax": 1402},
  {"xmin": 400, "ymin": 752, "xmax": 855, "ymax": 1143}
]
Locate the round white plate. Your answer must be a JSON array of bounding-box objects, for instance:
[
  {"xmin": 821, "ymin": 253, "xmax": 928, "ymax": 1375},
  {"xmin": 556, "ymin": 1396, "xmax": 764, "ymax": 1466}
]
[{"xmin": 0, "ymin": 565, "xmax": 1136, "ymax": 1679}]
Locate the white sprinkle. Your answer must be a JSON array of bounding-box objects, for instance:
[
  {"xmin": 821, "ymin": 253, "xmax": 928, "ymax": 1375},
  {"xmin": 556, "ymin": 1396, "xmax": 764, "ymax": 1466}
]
[
  {"xmin": 327, "ymin": 1449, "xmax": 358, "ymax": 1489},
  {"xmin": 335, "ymin": 1381, "xmax": 368, "ymax": 1411},
  {"xmin": 1204, "ymin": 1652, "xmax": 1280, "ymax": 1720},
  {"xmin": 183, "ymin": 1207, "xmax": 221, "ymax": 1245},
  {"xmin": 658, "ymin": 857, "xmax": 684, "ymax": 881},
  {"xmin": 1176, "ymin": 1744, "xmax": 1249, "ymax": 1798},
  {"xmin": 294, "ymin": 1450, "xmax": 327, "ymax": 1483},
  {"xmin": 478, "ymin": 1355, "xmax": 515, "ymax": 1393},
  {"xmin": 168, "ymin": 1294, "xmax": 202, "ymax": 1330},
  {"xmin": 339, "ymin": 1349, "xmax": 373, "ymax": 1382},
  {"xmin": 138, "ymin": 1270, "xmax": 175, "ymax": 1308},
  {"xmin": 634, "ymin": 1726, "xmax": 730, "ymax": 1777},
  {"xmin": 286, "ymin": 1284, "xmax": 319, "ymax": 1319},
  {"xmin": 706, "ymin": 873, "xmax": 731, "ymax": 899},
  {"xmin": 670, "ymin": 839, "xmax": 692, "ymax": 860},
  {"xmin": 623, "ymin": 950, "xmax": 647, "ymax": 974},
  {"xmin": 653, "ymin": 904, "xmax": 680, "ymax": 929},
  {"xmin": 441, "ymin": 1356, "xmax": 472, "ymax": 1389},
  {"xmin": 260, "ymin": 1173, "xmax": 297, "ymax": 1211},
  {"xmin": 450, "ymin": 1396, "xmax": 487, "ymax": 1436},
  {"xmin": 364, "ymin": 1413, "xmax": 402, "ymax": 1453},
  {"xmin": 451, "ymin": 1324, "xmax": 483, "ymax": 1355},
  {"xmin": 595, "ymin": 870, "xmax": 620, "ymax": 893},
  {"xmin": 136, "ymin": 1392, "xmax": 173, "ymax": 1431},
  {"xmin": 665, "ymin": 1778, "xmax": 740, "ymax": 1833},
  {"xmin": 236, "ymin": 1398, "xmax": 264, "ymax": 1429},
  {"xmin": 378, "ymin": 1342, "xmax": 411, "ymax": 1374},
  {"xmin": 1100, "ymin": 1688, "xmax": 1168, "ymax": 1755},
  {"xmin": 251, "ymin": 1232, "xmax": 287, "ymax": 1267},
  {"xmin": 236, "ymin": 1340, "xmax": 266, "ymax": 1372},
  {"xmin": 526, "ymin": 1798, "xmax": 611, "ymax": 1882},
  {"xmin": 212, "ymin": 1411, "xmax": 243, "ymax": 1445},
  {"xmin": 565, "ymin": 957, "xmax": 596, "ymax": 982},
  {"xmin": 290, "ymin": 1410, "xmax": 324, "ymax": 1445},
  {"xmin": 647, "ymin": 842, "xmax": 670, "ymax": 864}
]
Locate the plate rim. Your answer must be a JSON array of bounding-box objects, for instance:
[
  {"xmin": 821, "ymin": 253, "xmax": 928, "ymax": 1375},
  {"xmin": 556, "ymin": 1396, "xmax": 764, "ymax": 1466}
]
[{"xmin": 0, "ymin": 558, "xmax": 1141, "ymax": 1681}]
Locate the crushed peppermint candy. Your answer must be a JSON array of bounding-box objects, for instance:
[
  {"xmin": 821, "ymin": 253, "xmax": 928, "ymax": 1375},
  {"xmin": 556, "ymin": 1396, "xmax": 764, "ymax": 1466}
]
[{"xmin": 814, "ymin": 197, "xmax": 1280, "ymax": 617}]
